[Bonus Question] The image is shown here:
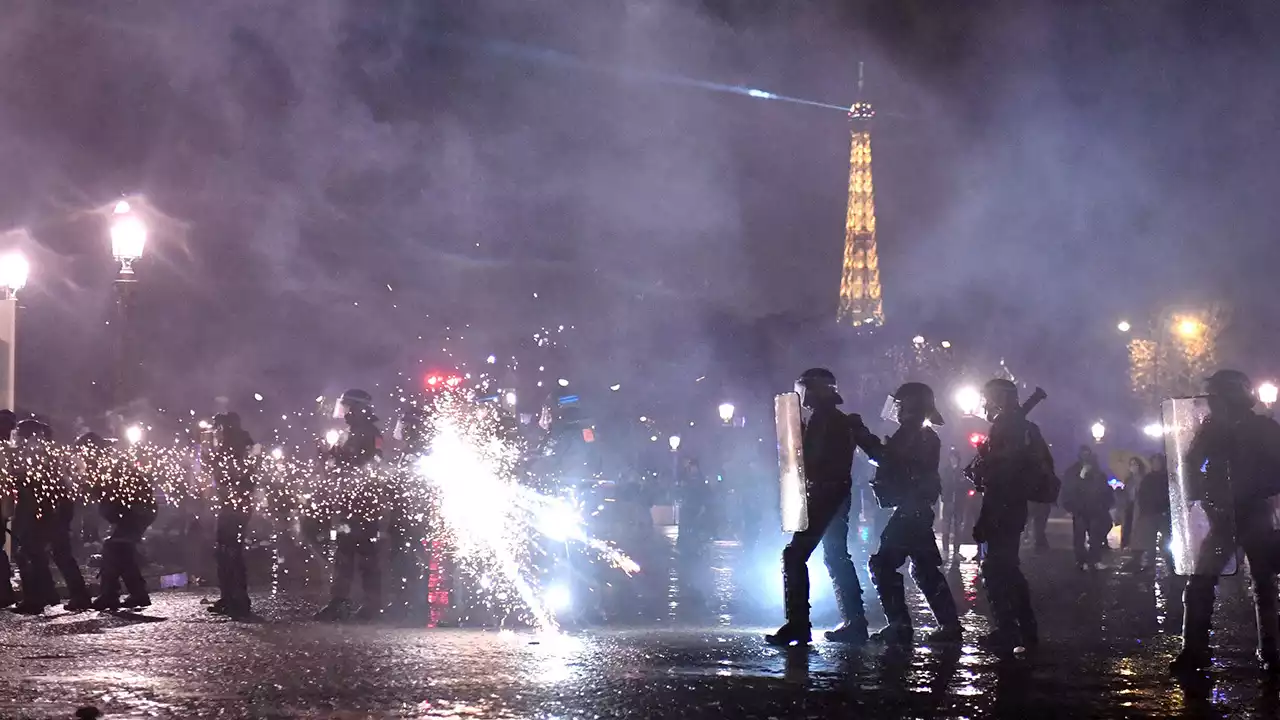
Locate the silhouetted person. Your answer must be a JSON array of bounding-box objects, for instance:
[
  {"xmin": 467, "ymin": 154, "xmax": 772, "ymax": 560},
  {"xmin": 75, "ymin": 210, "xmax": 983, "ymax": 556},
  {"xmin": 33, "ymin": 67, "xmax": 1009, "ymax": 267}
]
[
  {"xmin": 204, "ymin": 412, "xmax": 256, "ymax": 619},
  {"xmin": 866, "ymin": 382, "xmax": 962, "ymax": 645}
]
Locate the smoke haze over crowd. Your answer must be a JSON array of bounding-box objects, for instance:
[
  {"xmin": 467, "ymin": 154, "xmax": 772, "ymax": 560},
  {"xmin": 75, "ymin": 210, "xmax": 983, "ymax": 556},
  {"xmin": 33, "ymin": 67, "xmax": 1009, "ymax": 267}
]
[{"xmin": 0, "ymin": 1, "xmax": 1277, "ymax": 437}]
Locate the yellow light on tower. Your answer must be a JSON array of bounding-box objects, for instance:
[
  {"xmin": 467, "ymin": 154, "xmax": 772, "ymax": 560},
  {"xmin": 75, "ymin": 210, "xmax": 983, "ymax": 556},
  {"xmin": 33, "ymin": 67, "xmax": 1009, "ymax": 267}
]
[{"xmin": 837, "ymin": 62, "xmax": 883, "ymax": 328}]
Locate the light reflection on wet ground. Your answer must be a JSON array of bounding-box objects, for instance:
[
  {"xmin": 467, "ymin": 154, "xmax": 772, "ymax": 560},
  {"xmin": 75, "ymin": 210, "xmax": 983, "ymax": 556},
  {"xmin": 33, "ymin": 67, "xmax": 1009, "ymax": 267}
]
[{"xmin": 1, "ymin": 528, "xmax": 1277, "ymax": 718}]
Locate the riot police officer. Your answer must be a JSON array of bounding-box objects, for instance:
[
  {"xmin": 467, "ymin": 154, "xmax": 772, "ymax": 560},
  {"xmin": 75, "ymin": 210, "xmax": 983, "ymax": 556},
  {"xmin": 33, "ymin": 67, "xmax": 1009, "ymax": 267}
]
[
  {"xmin": 766, "ymin": 368, "xmax": 877, "ymax": 647},
  {"xmin": 315, "ymin": 389, "xmax": 385, "ymax": 621},
  {"xmin": 1171, "ymin": 370, "xmax": 1280, "ymax": 674},
  {"xmin": 204, "ymin": 412, "xmax": 256, "ymax": 619},
  {"xmin": 80, "ymin": 433, "xmax": 156, "ymax": 611},
  {"xmin": 971, "ymin": 379, "xmax": 1054, "ymax": 652},
  {"xmin": 10, "ymin": 419, "xmax": 91, "ymax": 614},
  {"xmin": 867, "ymin": 382, "xmax": 962, "ymax": 644}
]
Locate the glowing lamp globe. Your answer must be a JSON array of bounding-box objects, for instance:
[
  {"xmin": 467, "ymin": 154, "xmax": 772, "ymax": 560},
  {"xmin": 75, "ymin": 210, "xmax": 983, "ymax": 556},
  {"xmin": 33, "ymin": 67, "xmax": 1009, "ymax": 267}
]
[
  {"xmin": 1259, "ymin": 382, "xmax": 1278, "ymax": 407},
  {"xmin": 668, "ymin": 435, "xmax": 681, "ymax": 452},
  {"xmin": 718, "ymin": 403, "xmax": 736, "ymax": 424},
  {"xmin": 1090, "ymin": 421, "xmax": 1106, "ymax": 443},
  {"xmin": 0, "ymin": 252, "xmax": 29, "ymax": 293},
  {"xmin": 110, "ymin": 207, "xmax": 148, "ymax": 264},
  {"xmin": 954, "ymin": 386, "xmax": 982, "ymax": 417}
]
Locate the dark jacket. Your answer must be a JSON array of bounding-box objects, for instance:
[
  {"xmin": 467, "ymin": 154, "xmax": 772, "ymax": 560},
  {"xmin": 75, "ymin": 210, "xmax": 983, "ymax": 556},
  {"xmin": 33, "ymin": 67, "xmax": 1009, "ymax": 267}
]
[
  {"xmin": 973, "ymin": 415, "xmax": 1052, "ymax": 541},
  {"xmin": 870, "ymin": 425, "xmax": 942, "ymax": 509},
  {"xmin": 1185, "ymin": 412, "xmax": 1280, "ymax": 508},
  {"xmin": 1062, "ymin": 460, "xmax": 1112, "ymax": 515},
  {"xmin": 802, "ymin": 405, "xmax": 855, "ymax": 492}
]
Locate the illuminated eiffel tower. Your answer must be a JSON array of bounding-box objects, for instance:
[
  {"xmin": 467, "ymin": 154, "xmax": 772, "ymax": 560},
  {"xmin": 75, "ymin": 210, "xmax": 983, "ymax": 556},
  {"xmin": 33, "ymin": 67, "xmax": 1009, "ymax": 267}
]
[{"xmin": 837, "ymin": 63, "xmax": 883, "ymax": 328}]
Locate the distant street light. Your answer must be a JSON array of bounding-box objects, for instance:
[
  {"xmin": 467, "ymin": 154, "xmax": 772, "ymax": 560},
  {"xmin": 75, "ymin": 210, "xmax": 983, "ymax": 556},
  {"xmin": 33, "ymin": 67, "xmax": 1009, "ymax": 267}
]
[
  {"xmin": 0, "ymin": 251, "xmax": 28, "ymax": 412},
  {"xmin": 912, "ymin": 335, "xmax": 925, "ymax": 345},
  {"xmin": 1142, "ymin": 422, "xmax": 1164, "ymax": 439},
  {"xmin": 1175, "ymin": 317, "xmax": 1204, "ymax": 340},
  {"xmin": 1259, "ymin": 382, "xmax": 1278, "ymax": 408},
  {"xmin": 718, "ymin": 403, "xmax": 736, "ymax": 425},
  {"xmin": 954, "ymin": 385, "xmax": 982, "ymax": 417},
  {"xmin": 124, "ymin": 425, "xmax": 144, "ymax": 445},
  {"xmin": 1117, "ymin": 320, "xmax": 1131, "ymax": 333},
  {"xmin": 1091, "ymin": 421, "xmax": 1106, "ymax": 443},
  {"xmin": 557, "ymin": 378, "xmax": 569, "ymax": 387},
  {"xmin": 668, "ymin": 435, "xmax": 681, "ymax": 452}
]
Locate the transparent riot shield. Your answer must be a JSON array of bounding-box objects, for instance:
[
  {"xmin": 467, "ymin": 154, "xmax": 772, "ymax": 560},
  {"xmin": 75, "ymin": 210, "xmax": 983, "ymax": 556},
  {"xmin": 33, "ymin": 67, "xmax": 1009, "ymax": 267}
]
[
  {"xmin": 1162, "ymin": 396, "xmax": 1237, "ymax": 576},
  {"xmin": 775, "ymin": 392, "xmax": 809, "ymax": 532}
]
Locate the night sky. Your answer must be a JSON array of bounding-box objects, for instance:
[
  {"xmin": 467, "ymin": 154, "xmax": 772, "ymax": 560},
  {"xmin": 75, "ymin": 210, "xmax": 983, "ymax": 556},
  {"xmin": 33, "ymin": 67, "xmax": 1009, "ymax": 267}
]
[{"xmin": 2, "ymin": 1, "xmax": 1279, "ymax": 432}]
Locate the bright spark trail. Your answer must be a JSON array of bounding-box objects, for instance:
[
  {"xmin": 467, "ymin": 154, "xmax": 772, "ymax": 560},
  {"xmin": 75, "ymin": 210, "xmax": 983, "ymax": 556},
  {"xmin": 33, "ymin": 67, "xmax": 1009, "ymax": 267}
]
[{"xmin": 443, "ymin": 35, "xmax": 852, "ymax": 114}]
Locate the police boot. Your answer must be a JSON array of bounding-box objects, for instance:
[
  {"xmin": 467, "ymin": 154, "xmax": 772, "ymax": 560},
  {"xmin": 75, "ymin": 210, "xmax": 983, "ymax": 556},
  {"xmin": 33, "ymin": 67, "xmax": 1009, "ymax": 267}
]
[
  {"xmin": 1254, "ymin": 576, "xmax": 1280, "ymax": 673},
  {"xmin": 916, "ymin": 566, "xmax": 962, "ymax": 643},
  {"xmin": 1170, "ymin": 579, "xmax": 1215, "ymax": 674},
  {"xmin": 766, "ymin": 555, "xmax": 811, "ymax": 646},
  {"xmin": 869, "ymin": 559, "xmax": 912, "ymax": 645},
  {"xmin": 825, "ymin": 574, "xmax": 868, "ymax": 644}
]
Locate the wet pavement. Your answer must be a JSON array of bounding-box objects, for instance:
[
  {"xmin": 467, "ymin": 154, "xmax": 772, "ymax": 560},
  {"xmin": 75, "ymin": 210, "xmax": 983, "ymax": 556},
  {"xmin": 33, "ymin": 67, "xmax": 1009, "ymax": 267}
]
[{"xmin": 2, "ymin": 524, "xmax": 1279, "ymax": 719}]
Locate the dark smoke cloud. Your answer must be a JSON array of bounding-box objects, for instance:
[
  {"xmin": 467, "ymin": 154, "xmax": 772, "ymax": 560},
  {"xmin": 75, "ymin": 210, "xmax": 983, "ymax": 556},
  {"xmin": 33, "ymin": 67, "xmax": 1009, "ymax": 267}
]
[{"xmin": 0, "ymin": 1, "xmax": 1276, "ymax": 448}]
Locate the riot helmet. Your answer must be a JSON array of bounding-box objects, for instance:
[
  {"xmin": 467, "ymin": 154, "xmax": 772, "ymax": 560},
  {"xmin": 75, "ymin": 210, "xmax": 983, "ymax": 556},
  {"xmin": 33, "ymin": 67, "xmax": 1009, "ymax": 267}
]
[
  {"xmin": 980, "ymin": 378, "xmax": 1019, "ymax": 422},
  {"xmin": 883, "ymin": 382, "xmax": 945, "ymax": 426},
  {"xmin": 795, "ymin": 368, "xmax": 843, "ymax": 408},
  {"xmin": 75, "ymin": 431, "xmax": 111, "ymax": 449},
  {"xmin": 334, "ymin": 389, "xmax": 375, "ymax": 420},
  {"xmin": 212, "ymin": 412, "xmax": 242, "ymax": 430},
  {"xmin": 15, "ymin": 418, "xmax": 52, "ymax": 444},
  {"xmin": 1204, "ymin": 369, "xmax": 1255, "ymax": 415}
]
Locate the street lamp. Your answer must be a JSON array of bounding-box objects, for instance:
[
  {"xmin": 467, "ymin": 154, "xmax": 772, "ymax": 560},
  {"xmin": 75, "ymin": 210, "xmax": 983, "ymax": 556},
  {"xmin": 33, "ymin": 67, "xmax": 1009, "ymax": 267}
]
[
  {"xmin": 1091, "ymin": 421, "xmax": 1106, "ymax": 443},
  {"xmin": 954, "ymin": 385, "xmax": 982, "ymax": 417},
  {"xmin": 718, "ymin": 403, "xmax": 735, "ymax": 426},
  {"xmin": 1117, "ymin": 320, "xmax": 1131, "ymax": 333},
  {"xmin": 1175, "ymin": 316, "xmax": 1204, "ymax": 340},
  {"xmin": 0, "ymin": 251, "xmax": 28, "ymax": 412},
  {"xmin": 668, "ymin": 435, "xmax": 681, "ymax": 452},
  {"xmin": 1259, "ymin": 382, "xmax": 1278, "ymax": 408},
  {"xmin": 110, "ymin": 201, "xmax": 147, "ymax": 276},
  {"xmin": 124, "ymin": 425, "xmax": 144, "ymax": 445},
  {"xmin": 109, "ymin": 201, "xmax": 147, "ymax": 425}
]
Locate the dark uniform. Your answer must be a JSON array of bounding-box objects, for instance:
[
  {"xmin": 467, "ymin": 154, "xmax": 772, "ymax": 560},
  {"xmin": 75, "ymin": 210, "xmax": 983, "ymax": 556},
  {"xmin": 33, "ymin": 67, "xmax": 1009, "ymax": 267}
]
[
  {"xmin": 11, "ymin": 419, "xmax": 91, "ymax": 614},
  {"xmin": 82, "ymin": 433, "xmax": 156, "ymax": 610},
  {"xmin": 316, "ymin": 389, "xmax": 384, "ymax": 621},
  {"xmin": 1171, "ymin": 370, "xmax": 1280, "ymax": 674},
  {"xmin": 867, "ymin": 383, "xmax": 961, "ymax": 644},
  {"xmin": 971, "ymin": 379, "xmax": 1054, "ymax": 651},
  {"xmin": 766, "ymin": 368, "xmax": 877, "ymax": 647},
  {"xmin": 205, "ymin": 412, "xmax": 256, "ymax": 619}
]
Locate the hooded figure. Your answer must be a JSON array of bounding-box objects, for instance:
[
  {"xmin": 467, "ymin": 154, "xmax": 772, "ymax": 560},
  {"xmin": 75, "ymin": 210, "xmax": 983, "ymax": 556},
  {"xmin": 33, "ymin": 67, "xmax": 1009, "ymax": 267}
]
[
  {"xmin": 765, "ymin": 368, "xmax": 879, "ymax": 647},
  {"xmin": 866, "ymin": 382, "xmax": 962, "ymax": 645}
]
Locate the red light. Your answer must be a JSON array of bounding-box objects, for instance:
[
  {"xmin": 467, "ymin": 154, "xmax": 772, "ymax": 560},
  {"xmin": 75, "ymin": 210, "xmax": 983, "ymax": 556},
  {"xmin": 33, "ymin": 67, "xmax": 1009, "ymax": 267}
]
[
  {"xmin": 582, "ymin": 428, "xmax": 595, "ymax": 443},
  {"xmin": 968, "ymin": 489, "xmax": 976, "ymax": 497},
  {"xmin": 427, "ymin": 375, "xmax": 440, "ymax": 387},
  {"xmin": 968, "ymin": 432, "xmax": 987, "ymax": 447}
]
